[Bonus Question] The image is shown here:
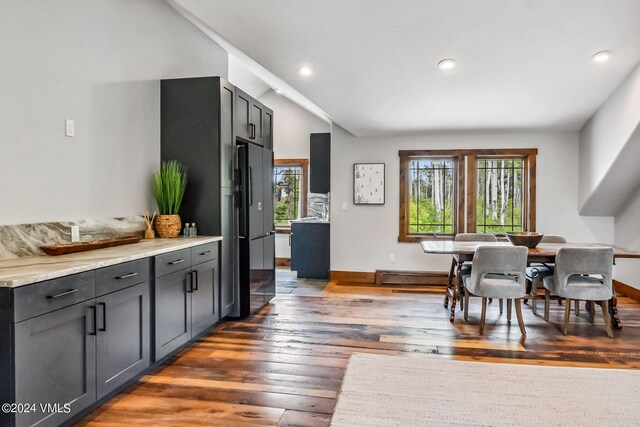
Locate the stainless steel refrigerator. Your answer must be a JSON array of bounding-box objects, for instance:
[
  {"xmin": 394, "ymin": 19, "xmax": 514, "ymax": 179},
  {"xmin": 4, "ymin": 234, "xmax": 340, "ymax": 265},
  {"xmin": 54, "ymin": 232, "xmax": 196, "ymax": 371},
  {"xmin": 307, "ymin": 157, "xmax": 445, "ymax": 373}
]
[{"xmin": 236, "ymin": 143, "xmax": 276, "ymax": 317}]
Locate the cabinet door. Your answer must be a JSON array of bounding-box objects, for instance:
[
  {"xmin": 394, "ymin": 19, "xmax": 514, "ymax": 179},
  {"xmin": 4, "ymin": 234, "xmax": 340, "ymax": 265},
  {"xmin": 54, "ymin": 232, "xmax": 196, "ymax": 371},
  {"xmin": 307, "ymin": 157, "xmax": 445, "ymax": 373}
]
[
  {"xmin": 263, "ymin": 108, "xmax": 273, "ymax": 150},
  {"xmin": 96, "ymin": 282, "xmax": 150, "ymax": 399},
  {"xmin": 191, "ymin": 259, "xmax": 220, "ymax": 337},
  {"xmin": 262, "ymin": 148, "xmax": 274, "ymax": 236},
  {"xmin": 154, "ymin": 269, "xmax": 191, "ymax": 361},
  {"xmin": 235, "ymin": 88, "xmax": 252, "ymax": 141},
  {"xmin": 220, "ymin": 80, "xmax": 235, "ymax": 188},
  {"xmin": 14, "ymin": 301, "xmax": 96, "ymax": 427},
  {"xmin": 251, "ymin": 100, "xmax": 264, "ymax": 146},
  {"xmin": 221, "ymin": 187, "xmax": 236, "ymax": 317},
  {"xmin": 310, "ymin": 132, "xmax": 331, "ymax": 194}
]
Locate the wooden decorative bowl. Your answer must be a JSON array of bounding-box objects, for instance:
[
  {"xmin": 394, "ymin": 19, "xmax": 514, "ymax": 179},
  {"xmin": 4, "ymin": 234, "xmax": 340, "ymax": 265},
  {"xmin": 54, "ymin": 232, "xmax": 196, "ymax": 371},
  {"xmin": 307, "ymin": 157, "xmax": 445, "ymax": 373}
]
[
  {"xmin": 506, "ymin": 232, "xmax": 544, "ymax": 248},
  {"xmin": 40, "ymin": 235, "xmax": 142, "ymax": 256}
]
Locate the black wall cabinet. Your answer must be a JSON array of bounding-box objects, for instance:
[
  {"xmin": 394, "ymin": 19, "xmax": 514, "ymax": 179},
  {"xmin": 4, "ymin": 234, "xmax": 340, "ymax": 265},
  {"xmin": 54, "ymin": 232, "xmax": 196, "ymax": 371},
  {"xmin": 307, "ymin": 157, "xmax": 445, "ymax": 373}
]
[{"xmin": 310, "ymin": 132, "xmax": 331, "ymax": 194}]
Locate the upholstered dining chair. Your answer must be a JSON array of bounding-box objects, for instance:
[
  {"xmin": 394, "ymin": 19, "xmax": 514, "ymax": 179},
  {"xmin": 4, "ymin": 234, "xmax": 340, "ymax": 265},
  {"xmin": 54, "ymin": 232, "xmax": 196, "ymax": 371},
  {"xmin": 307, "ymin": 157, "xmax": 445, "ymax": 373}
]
[
  {"xmin": 462, "ymin": 245, "xmax": 528, "ymax": 335},
  {"xmin": 542, "ymin": 247, "xmax": 614, "ymax": 337},
  {"xmin": 448, "ymin": 233, "xmax": 497, "ymax": 312},
  {"xmin": 525, "ymin": 234, "xmax": 567, "ymax": 315}
]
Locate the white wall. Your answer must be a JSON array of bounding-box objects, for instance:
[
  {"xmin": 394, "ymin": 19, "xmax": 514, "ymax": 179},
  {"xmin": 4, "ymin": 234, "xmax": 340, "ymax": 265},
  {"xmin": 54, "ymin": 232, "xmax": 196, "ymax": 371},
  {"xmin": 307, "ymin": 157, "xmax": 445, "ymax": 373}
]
[
  {"xmin": 0, "ymin": 0, "xmax": 228, "ymax": 225},
  {"xmin": 614, "ymin": 188, "xmax": 640, "ymax": 289},
  {"xmin": 331, "ymin": 126, "xmax": 614, "ymax": 272},
  {"xmin": 578, "ymin": 63, "xmax": 640, "ymax": 215},
  {"xmin": 258, "ymin": 89, "xmax": 331, "ymax": 258}
]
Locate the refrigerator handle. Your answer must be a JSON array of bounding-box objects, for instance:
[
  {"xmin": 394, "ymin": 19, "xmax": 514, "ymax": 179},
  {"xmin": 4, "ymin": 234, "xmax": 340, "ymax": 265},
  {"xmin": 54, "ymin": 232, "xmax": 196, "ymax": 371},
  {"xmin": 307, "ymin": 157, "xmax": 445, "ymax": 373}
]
[{"xmin": 248, "ymin": 166, "xmax": 253, "ymax": 205}]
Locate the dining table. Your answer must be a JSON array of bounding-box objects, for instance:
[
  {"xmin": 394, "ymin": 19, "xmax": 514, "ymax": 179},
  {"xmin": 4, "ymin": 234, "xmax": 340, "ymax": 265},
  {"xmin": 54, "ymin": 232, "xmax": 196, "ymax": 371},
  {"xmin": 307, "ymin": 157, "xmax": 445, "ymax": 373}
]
[{"xmin": 420, "ymin": 240, "xmax": 640, "ymax": 329}]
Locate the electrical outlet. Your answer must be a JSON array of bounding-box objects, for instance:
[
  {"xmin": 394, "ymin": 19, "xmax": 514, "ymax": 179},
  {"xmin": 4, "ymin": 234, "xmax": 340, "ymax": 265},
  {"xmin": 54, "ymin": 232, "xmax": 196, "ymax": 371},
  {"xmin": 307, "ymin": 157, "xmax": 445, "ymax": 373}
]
[
  {"xmin": 389, "ymin": 253, "xmax": 396, "ymax": 263},
  {"xmin": 71, "ymin": 225, "xmax": 80, "ymax": 242}
]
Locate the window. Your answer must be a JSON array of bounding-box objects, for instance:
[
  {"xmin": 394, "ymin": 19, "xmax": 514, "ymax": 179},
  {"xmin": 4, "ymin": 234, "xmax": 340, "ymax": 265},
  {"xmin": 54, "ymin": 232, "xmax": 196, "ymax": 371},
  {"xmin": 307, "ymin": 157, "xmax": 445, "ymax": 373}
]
[
  {"xmin": 476, "ymin": 159, "xmax": 524, "ymax": 233},
  {"xmin": 399, "ymin": 149, "xmax": 536, "ymax": 242},
  {"xmin": 408, "ymin": 158, "xmax": 456, "ymax": 234},
  {"xmin": 274, "ymin": 159, "xmax": 308, "ymax": 229}
]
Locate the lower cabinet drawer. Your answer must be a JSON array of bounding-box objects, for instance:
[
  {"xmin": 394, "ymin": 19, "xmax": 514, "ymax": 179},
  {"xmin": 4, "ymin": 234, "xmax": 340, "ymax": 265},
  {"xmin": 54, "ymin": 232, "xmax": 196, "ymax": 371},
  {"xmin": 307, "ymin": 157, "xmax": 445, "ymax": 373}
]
[
  {"xmin": 155, "ymin": 249, "xmax": 191, "ymax": 278},
  {"xmin": 96, "ymin": 258, "xmax": 151, "ymax": 297},
  {"xmin": 13, "ymin": 271, "xmax": 96, "ymax": 323},
  {"xmin": 191, "ymin": 242, "xmax": 218, "ymax": 265}
]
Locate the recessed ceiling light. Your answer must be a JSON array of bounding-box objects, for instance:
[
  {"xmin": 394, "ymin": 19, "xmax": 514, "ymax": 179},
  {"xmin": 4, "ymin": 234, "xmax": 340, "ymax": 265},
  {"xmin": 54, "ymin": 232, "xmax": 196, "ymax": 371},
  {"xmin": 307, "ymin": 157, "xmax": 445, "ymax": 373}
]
[
  {"xmin": 592, "ymin": 51, "xmax": 611, "ymax": 62},
  {"xmin": 275, "ymin": 88, "xmax": 284, "ymax": 95},
  {"xmin": 438, "ymin": 59, "xmax": 456, "ymax": 71},
  {"xmin": 298, "ymin": 66, "xmax": 312, "ymax": 76}
]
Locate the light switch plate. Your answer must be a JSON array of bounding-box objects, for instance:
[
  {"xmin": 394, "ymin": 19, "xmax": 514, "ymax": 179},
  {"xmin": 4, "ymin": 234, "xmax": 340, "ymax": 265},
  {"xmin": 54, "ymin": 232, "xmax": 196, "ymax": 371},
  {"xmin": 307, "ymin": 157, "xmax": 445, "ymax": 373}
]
[
  {"xmin": 65, "ymin": 119, "xmax": 75, "ymax": 137},
  {"xmin": 71, "ymin": 225, "xmax": 80, "ymax": 242},
  {"xmin": 342, "ymin": 201, "xmax": 348, "ymax": 210}
]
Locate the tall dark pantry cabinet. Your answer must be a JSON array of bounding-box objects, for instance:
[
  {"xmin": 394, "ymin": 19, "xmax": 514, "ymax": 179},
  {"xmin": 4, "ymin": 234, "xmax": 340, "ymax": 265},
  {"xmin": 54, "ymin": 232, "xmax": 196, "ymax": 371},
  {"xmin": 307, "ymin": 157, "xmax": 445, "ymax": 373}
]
[{"xmin": 161, "ymin": 76, "xmax": 275, "ymax": 319}]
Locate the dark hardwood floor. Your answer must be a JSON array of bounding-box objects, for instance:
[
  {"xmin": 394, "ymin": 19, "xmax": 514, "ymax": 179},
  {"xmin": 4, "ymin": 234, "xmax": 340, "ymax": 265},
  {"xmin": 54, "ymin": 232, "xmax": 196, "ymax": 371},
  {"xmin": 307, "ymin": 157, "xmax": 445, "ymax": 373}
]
[{"xmin": 76, "ymin": 269, "xmax": 640, "ymax": 426}]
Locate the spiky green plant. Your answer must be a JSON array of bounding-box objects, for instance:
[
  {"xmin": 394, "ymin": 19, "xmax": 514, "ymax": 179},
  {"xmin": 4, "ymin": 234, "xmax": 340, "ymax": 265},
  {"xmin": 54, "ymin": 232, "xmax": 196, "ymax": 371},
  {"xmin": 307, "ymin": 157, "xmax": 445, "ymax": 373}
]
[{"xmin": 152, "ymin": 160, "xmax": 187, "ymax": 215}]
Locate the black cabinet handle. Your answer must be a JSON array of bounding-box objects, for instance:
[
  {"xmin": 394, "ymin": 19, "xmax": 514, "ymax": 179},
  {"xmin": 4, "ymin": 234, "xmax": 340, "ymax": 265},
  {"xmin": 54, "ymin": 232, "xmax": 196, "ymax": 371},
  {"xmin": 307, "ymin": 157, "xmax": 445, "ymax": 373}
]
[
  {"xmin": 250, "ymin": 123, "xmax": 256, "ymax": 139},
  {"xmin": 186, "ymin": 272, "xmax": 193, "ymax": 293},
  {"xmin": 98, "ymin": 302, "xmax": 106, "ymax": 332},
  {"xmin": 200, "ymin": 250, "xmax": 212, "ymax": 256},
  {"xmin": 248, "ymin": 167, "xmax": 253, "ymax": 205},
  {"xmin": 169, "ymin": 259, "xmax": 185, "ymax": 265},
  {"xmin": 89, "ymin": 305, "xmax": 97, "ymax": 336},
  {"xmin": 47, "ymin": 289, "xmax": 78, "ymax": 299},
  {"xmin": 193, "ymin": 270, "xmax": 199, "ymax": 291},
  {"xmin": 116, "ymin": 272, "xmax": 138, "ymax": 279}
]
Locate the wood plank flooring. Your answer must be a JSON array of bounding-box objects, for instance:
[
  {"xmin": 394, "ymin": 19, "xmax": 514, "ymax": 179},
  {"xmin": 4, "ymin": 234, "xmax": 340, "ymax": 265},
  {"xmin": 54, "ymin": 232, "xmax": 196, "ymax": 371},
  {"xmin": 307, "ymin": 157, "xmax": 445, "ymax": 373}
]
[{"xmin": 76, "ymin": 270, "xmax": 640, "ymax": 426}]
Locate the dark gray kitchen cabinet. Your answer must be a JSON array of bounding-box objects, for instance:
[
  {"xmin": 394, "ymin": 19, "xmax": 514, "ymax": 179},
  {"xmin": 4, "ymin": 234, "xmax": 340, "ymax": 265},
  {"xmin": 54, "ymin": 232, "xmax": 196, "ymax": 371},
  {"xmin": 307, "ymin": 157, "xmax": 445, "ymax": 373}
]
[
  {"xmin": 162, "ymin": 77, "xmax": 239, "ymax": 319},
  {"xmin": 153, "ymin": 243, "xmax": 220, "ymax": 361},
  {"xmin": 291, "ymin": 222, "xmax": 330, "ymax": 279},
  {"xmin": 234, "ymin": 87, "xmax": 273, "ymax": 149},
  {"xmin": 96, "ymin": 281, "xmax": 150, "ymax": 399},
  {"xmin": 154, "ymin": 268, "xmax": 192, "ymax": 361},
  {"xmin": 13, "ymin": 300, "xmax": 97, "ymax": 427},
  {"xmin": 191, "ymin": 258, "xmax": 219, "ymax": 337},
  {"xmin": 310, "ymin": 132, "xmax": 331, "ymax": 194}
]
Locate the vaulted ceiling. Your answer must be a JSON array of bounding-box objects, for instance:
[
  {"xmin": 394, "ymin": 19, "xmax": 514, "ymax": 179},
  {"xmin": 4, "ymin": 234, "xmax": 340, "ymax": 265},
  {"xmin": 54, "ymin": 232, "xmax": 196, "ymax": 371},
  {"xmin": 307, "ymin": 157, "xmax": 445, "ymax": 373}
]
[{"xmin": 173, "ymin": 0, "xmax": 640, "ymax": 137}]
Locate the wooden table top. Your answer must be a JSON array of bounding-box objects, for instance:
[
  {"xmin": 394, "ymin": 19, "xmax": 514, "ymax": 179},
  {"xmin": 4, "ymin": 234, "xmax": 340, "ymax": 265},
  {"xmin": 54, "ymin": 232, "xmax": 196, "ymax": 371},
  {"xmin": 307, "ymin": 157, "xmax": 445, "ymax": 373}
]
[{"xmin": 420, "ymin": 241, "xmax": 640, "ymax": 259}]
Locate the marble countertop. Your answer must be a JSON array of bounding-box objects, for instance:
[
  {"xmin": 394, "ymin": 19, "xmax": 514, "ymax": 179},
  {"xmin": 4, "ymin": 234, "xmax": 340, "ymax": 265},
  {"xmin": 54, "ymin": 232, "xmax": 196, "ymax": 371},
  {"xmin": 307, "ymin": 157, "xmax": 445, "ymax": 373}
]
[{"xmin": 0, "ymin": 236, "xmax": 222, "ymax": 288}]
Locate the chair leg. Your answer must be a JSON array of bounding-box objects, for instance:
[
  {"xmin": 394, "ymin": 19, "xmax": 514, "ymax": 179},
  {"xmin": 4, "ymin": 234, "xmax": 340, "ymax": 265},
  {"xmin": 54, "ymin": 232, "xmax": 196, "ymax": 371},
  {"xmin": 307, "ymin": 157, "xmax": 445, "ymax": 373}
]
[
  {"xmin": 575, "ymin": 299, "xmax": 580, "ymax": 317},
  {"xmin": 531, "ymin": 280, "xmax": 538, "ymax": 315},
  {"xmin": 499, "ymin": 298, "xmax": 503, "ymax": 314},
  {"xmin": 479, "ymin": 297, "xmax": 487, "ymax": 335},
  {"xmin": 544, "ymin": 289, "xmax": 550, "ymax": 321},
  {"xmin": 507, "ymin": 299, "xmax": 512, "ymax": 324},
  {"xmin": 445, "ymin": 258, "xmax": 456, "ymax": 309},
  {"xmin": 464, "ymin": 288, "xmax": 470, "ymax": 322},
  {"xmin": 524, "ymin": 279, "xmax": 532, "ymax": 305},
  {"xmin": 515, "ymin": 299, "xmax": 526, "ymax": 336},
  {"xmin": 563, "ymin": 298, "xmax": 572, "ymax": 335},
  {"xmin": 602, "ymin": 299, "xmax": 614, "ymax": 338},
  {"xmin": 588, "ymin": 301, "xmax": 595, "ymax": 323}
]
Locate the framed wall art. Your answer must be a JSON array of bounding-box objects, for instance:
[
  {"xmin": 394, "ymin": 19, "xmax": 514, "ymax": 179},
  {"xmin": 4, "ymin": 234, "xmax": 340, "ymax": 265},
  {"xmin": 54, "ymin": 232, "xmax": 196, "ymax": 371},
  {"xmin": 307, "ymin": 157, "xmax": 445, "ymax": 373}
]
[{"xmin": 353, "ymin": 163, "xmax": 385, "ymax": 205}]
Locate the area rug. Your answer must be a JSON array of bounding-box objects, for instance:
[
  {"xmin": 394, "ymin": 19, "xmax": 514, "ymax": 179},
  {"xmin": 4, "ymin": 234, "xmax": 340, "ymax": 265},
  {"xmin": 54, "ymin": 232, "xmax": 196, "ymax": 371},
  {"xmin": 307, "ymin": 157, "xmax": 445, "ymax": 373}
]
[{"xmin": 331, "ymin": 353, "xmax": 640, "ymax": 426}]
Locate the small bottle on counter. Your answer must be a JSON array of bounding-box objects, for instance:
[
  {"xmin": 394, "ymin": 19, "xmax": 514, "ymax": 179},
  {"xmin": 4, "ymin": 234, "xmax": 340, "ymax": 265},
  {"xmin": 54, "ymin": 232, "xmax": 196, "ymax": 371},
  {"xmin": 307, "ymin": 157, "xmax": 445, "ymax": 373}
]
[
  {"xmin": 190, "ymin": 223, "xmax": 198, "ymax": 237},
  {"xmin": 183, "ymin": 223, "xmax": 191, "ymax": 237}
]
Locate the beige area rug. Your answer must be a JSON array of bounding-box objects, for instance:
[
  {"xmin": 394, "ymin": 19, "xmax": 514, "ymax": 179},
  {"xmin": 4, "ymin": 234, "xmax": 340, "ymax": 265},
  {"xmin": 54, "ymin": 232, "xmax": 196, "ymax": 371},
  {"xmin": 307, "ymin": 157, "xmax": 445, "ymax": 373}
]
[{"xmin": 331, "ymin": 353, "xmax": 640, "ymax": 426}]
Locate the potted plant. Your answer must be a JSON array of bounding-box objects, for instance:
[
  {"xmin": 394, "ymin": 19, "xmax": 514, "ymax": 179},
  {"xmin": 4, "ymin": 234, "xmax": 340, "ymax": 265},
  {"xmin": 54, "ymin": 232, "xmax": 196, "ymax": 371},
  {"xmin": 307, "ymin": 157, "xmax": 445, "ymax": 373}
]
[{"xmin": 152, "ymin": 160, "xmax": 187, "ymax": 238}]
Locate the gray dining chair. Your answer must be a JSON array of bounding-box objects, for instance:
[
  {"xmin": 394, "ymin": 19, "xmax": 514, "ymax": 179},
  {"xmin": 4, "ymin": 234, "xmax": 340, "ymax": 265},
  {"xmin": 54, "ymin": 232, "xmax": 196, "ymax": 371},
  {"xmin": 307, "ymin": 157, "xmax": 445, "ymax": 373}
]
[
  {"xmin": 462, "ymin": 245, "xmax": 529, "ymax": 335},
  {"xmin": 525, "ymin": 235, "xmax": 567, "ymax": 315},
  {"xmin": 446, "ymin": 233, "xmax": 497, "ymax": 311},
  {"xmin": 542, "ymin": 247, "xmax": 614, "ymax": 337}
]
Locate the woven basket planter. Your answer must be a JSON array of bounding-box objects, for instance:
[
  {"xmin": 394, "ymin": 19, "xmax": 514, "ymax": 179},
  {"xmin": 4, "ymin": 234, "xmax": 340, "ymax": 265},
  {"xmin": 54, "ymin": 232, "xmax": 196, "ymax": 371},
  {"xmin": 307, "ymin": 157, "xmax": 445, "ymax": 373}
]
[{"xmin": 155, "ymin": 214, "xmax": 181, "ymax": 238}]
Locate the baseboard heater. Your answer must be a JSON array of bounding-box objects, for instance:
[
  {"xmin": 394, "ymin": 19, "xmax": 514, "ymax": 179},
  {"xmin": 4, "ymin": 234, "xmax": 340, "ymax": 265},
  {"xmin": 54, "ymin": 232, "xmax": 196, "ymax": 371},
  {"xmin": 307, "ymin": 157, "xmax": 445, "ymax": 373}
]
[{"xmin": 375, "ymin": 270, "xmax": 448, "ymax": 286}]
